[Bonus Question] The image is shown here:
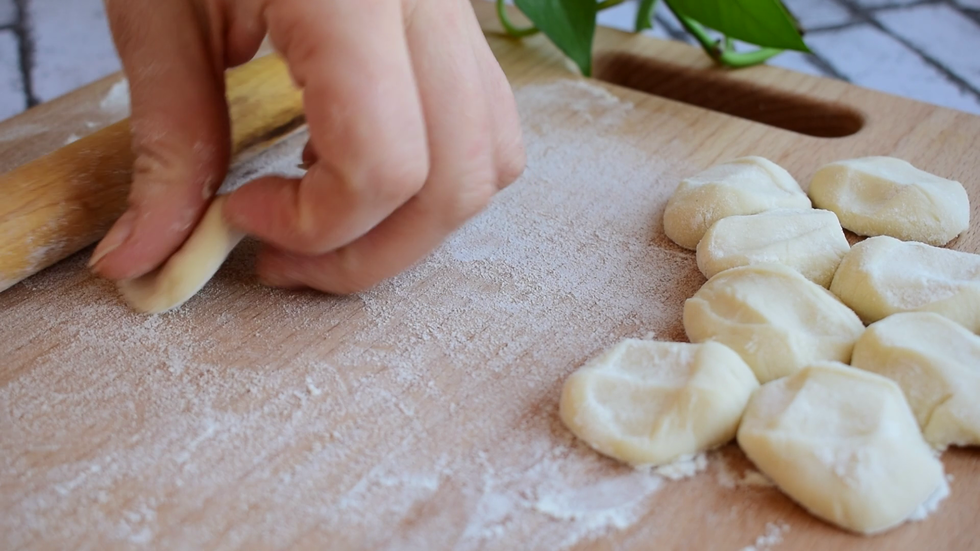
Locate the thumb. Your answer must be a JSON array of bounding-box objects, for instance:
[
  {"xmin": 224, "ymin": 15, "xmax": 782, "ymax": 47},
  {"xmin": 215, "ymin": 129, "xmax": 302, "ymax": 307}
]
[{"xmin": 90, "ymin": 0, "xmax": 232, "ymax": 281}]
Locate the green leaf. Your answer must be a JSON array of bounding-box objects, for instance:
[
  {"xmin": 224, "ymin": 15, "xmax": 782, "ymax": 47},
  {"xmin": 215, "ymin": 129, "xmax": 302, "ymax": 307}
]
[
  {"xmin": 666, "ymin": 0, "xmax": 809, "ymax": 52},
  {"xmin": 635, "ymin": 0, "xmax": 659, "ymax": 32},
  {"xmin": 514, "ymin": 0, "xmax": 598, "ymax": 76}
]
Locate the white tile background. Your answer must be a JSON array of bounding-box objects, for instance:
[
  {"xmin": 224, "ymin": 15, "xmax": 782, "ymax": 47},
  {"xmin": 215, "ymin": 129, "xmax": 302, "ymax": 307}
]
[
  {"xmin": 1, "ymin": 0, "xmax": 979, "ymax": 118},
  {"xmin": 28, "ymin": 0, "xmax": 118, "ymax": 103}
]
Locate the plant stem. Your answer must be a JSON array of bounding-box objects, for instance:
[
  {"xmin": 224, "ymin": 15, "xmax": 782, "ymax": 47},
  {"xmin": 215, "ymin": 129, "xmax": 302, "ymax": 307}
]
[
  {"xmin": 495, "ymin": 0, "xmax": 539, "ymax": 38},
  {"xmin": 718, "ymin": 46, "xmax": 783, "ymax": 67},
  {"xmin": 666, "ymin": 3, "xmax": 782, "ymax": 68}
]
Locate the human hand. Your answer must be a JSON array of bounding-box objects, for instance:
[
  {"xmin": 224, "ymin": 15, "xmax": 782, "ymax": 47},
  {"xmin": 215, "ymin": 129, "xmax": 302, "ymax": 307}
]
[{"xmin": 91, "ymin": 0, "xmax": 525, "ymax": 294}]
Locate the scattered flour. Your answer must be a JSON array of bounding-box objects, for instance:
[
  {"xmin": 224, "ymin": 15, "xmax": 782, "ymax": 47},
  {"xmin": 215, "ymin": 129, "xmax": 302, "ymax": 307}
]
[
  {"xmin": 739, "ymin": 471, "xmax": 774, "ymax": 488},
  {"xmin": 716, "ymin": 460, "xmax": 775, "ymax": 490},
  {"xmin": 715, "ymin": 449, "xmax": 776, "ymax": 490},
  {"xmin": 100, "ymin": 78, "xmax": 131, "ymax": 115},
  {"xmin": 1, "ymin": 79, "xmax": 717, "ymax": 549},
  {"xmin": 649, "ymin": 453, "xmax": 709, "ymax": 481},
  {"xmin": 740, "ymin": 522, "xmax": 790, "ymax": 551},
  {"xmin": 0, "ymin": 78, "xmax": 132, "ymax": 172},
  {"xmin": 0, "ymin": 122, "xmax": 49, "ymax": 142},
  {"xmin": 218, "ymin": 126, "xmax": 309, "ymax": 193}
]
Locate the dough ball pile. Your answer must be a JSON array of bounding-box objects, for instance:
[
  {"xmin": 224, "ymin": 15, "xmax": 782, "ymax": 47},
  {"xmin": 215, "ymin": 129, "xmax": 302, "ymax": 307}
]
[
  {"xmin": 830, "ymin": 235, "xmax": 980, "ymax": 332},
  {"xmin": 737, "ymin": 362, "xmax": 946, "ymax": 535},
  {"xmin": 852, "ymin": 312, "xmax": 980, "ymax": 449},
  {"xmin": 663, "ymin": 156, "xmax": 810, "ymax": 250},
  {"xmin": 696, "ymin": 208, "xmax": 849, "ymax": 287},
  {"xmin": 563, "ymin": 154, "xmax": 975, "ymax": 538},
  {"xmin": 684, "ymin": 263, "xmax": 864, "ymax": 383},
  {"xmin": 559, "ymin": 339, "xmax": 758, "ymax": 467},
  {"xmin": 809, "ymin": 156, "xmax": 969, "ymax": 246}
]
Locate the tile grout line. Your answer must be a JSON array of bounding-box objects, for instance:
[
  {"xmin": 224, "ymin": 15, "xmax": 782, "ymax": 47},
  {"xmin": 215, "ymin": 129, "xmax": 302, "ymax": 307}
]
[
  {"xmin": 958, "ymin": 3, "xmax": 980, "ymax": 27},
  {"xmin": 803, "ymin": 21, "xmax": 867, "ymax": 34},
  {"xmin": 652, "ymin": 14, "xmax": 691, "ymax": 43},
  {"xmin": 12, "ymin": 0, "xmax": 38, "ymax": 108},
  {"xmin": 835, "ymin": 0, "xmax": 980, "ymax": 103},
  {"xmin": 797, "ymin": 49, "xmax": 849, "ymax": 82},
  {"xmin": 945, "ymin": 0, "xmax": 980, "ymax": 30},
  {"xmin": 793, "ymin": 1, "xmax": 867, "ymax": 80}
]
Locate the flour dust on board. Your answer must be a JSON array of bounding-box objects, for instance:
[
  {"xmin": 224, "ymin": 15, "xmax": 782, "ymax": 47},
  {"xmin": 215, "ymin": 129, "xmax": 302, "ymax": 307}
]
[{"xmin": 2, "ymin": 80, "xmax": 754, "ymax": 550}]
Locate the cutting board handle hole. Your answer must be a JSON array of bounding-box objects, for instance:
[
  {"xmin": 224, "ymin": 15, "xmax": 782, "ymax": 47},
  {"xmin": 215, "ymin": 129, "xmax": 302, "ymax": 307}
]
[{"xmin": 593, "ymin": 53, "xmax": 864, "ymax": 138}]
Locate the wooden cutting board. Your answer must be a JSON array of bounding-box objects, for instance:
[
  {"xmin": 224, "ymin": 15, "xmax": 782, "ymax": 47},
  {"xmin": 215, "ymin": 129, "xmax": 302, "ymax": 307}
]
[{"xmin": 3, "ymin": 3, "xmax": 980, "ymax": 549}]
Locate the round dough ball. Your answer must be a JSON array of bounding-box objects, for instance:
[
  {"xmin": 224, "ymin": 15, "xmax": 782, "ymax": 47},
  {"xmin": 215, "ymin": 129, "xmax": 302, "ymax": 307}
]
[
  {"xmin": 737, "ymin": 362, "xmax": 946, "ymax": 535},
  {"xmin": 852, "ymin": 312, "xmax": 980, "ymax": 449},
  {"xmin": 696, "ymin": 208, "xmax": 849, "ymax": 288},
  {"xmin": 830, "ymin": 235, "xmax": 980, "ymax": 332},
  {"xmin": 559, "ymin": 339, "xmax": 758, "ymax": 467},
  {"xmin": 663, "ymin": 157, "xmax": 810, "ymax": 250},
  {"xmin": 684, "ymin": 263, "xmax": 865, "ymax": 383},
  {"xmin": 809, "ymin": 156, "xmax": 969, "ymax": 246}
]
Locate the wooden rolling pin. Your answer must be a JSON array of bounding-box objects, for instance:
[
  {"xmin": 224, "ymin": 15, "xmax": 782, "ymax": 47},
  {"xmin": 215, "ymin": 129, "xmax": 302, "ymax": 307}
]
[{"xmin": 0, "ymin": 53, "xmax": 305, "ymax": 293}]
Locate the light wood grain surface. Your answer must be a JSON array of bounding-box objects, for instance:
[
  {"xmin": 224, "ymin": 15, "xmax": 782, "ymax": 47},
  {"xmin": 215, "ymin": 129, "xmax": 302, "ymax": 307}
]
[{"xmin": 2, "ymin": 3, "xmax": 980, "ymax": 549}]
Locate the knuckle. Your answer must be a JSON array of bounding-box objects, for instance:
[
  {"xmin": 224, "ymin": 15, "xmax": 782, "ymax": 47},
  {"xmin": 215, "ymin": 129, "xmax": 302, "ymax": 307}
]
[
  {"xmin": 462, "ymin": 184, "xmax": 498, "ymax": 221},
  {"xmin": 130, "ymin": 142, "xmax": 226, "ymax": 205},
  {"xmin": 427, "ymin": 168, "xmax": 498, "ymax": 228},
  {"xmin": 495, "ymin": 139, "xmax": 527, "ymax": 189},
  {"xmin": 290, "ymin": 194, "xmax": 337, "ymax": 254},
  {"xmin": 129, "ymin": 118, "xmax": 230, "ymax": 201},
  {"xmin": 360, "ymin": 152, "xmax": 430, "ymax": 205},
  {"xmin": 492, "ymin": 107, "xmax": 527, "ymax": 189}
]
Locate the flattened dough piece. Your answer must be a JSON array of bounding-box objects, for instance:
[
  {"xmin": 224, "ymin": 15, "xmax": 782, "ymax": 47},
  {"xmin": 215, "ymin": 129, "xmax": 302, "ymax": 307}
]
[
  {"xmin": 663, "ymin": 156, "xmax": 810, "ymax": 250},
  {"xmin": 737, "ymin": 362, "xmax": 946, "ymax": 535},
  {"xmin": 809, "ymin": 156, "xmax": 969, "ymax": 246},
  {"xmin": 830, "ymin": 235, "xmax": 980, "ymax": 331},
  {"xmin": 696, "ymin": 208, "xmax": 849, "ymax": 287},
  {"xmin": 684, "ymin": 263, "xmax": 865, "ymax": 383},
  {"xmin": 118, "ymin": 196, "xmax": 245, "ymax": 314},
  {"xmin": 852, "ymin": 312, "xmax": 980, "ymax": 449},
  {"xmin": 559, "ymin": 339, "xmax": 758, "ymax": 467}
]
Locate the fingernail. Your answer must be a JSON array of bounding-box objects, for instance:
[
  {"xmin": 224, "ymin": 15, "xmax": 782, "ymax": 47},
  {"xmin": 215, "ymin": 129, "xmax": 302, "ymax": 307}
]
[{"xmin": 89, "ymin": 209, "xmax": 137, "ymax": 269}]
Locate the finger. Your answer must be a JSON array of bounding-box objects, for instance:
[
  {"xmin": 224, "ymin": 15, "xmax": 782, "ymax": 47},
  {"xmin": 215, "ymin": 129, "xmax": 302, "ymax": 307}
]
[
  {"xmin": 224, "ymin": 0, "xmax": 429, "ymax": 256},
  {"xmin": 257, "ymin": 0, "xmax": 518, "ymax": 293},
  {"xmin": 221, "ymin": 1, "xmax": 269, "ymax": 68},
  {"xmin": 90, "ymin": 0, "xmax": 241, "ymax": 280},
  {"xmin": 468, "ymin": 9, "xmax": 527, "ymax": 189}
]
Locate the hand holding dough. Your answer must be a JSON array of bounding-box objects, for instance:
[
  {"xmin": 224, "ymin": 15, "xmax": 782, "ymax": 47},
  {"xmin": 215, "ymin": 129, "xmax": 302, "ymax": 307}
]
[
  {"xmin": 663, "ymin": 157, "xmax": 810, "ymax": 250},
  {"xmin": 559, "ymin": 339, "xmax": 758, "ymax": 467},
  {"xmin": 737, "ymin": 362, "xmax": 946, "ymax": 535},
  {"xmin": 852, "ymin": 312, "xmax": 980, "ymax": 449},
  {"xmin": 117, "ymin": 196, "xmax": 245, "ymax": 314},
  {"xmin": 809, "ymin": 156, "xmax": 969, "ymax": 246}
]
